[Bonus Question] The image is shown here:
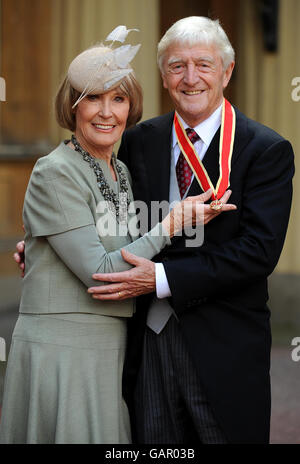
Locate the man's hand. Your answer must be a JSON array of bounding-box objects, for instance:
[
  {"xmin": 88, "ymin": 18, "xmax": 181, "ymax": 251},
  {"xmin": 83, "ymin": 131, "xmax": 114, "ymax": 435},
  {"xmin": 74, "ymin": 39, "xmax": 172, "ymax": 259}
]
[
  {"xmin": 88, "ymin": 249, "xmax": 156, "ymax": 300},
  {"xmin": 14, "ymin": 240, "xmax": 25, "ymax": 277}
]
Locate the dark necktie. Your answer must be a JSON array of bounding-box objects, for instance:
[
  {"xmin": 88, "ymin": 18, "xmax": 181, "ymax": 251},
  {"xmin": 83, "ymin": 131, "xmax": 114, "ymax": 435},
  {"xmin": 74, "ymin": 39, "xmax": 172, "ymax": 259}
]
[{"xmin": 176, "ymin": 128, "xmax": 200, "ymax": 198}]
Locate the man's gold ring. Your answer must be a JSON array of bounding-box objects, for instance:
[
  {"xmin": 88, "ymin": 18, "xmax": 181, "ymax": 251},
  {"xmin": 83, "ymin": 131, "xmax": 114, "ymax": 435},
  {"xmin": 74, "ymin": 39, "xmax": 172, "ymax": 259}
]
[
  {"xmin": 210, "ymin": 200, "xmax": 223, "ymax": 211},
  {"xmin": 118, "ymin": 291, "xmax": 122, "ymax": 298}
]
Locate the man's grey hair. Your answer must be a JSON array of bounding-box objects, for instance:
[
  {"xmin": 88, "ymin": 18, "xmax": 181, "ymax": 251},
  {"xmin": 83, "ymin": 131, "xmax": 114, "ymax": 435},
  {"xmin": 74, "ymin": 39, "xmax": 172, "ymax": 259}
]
[{"xmin": 157, "ymin": 16, "xmax": 235, "ymax": 72}]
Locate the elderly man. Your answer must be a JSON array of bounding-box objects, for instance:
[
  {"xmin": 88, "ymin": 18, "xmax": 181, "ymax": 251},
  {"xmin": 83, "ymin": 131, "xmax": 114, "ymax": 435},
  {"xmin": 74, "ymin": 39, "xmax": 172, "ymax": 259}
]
[{"xmin": 87, "ymin": 16, "xmax": 294, "ymax": 444}]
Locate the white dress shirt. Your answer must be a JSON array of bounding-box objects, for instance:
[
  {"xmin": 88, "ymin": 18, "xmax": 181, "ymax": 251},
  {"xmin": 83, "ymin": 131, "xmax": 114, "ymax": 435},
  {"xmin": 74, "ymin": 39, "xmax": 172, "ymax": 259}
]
[{"xmin": 155, "ymin": 104, "xmax": 223, "ymax": 298}]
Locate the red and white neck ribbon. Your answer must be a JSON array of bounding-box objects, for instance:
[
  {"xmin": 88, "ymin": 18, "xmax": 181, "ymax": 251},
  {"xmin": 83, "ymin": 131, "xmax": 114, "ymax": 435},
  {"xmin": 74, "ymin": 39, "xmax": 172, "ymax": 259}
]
[{"xmin": 174, "ymin": 98, "xmax": 236, "ymax": 201}]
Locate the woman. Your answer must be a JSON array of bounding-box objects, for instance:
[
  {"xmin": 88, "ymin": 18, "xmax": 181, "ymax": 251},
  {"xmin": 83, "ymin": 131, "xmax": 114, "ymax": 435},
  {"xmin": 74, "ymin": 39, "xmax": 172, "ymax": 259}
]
[{"xmin": 1, "ymin": 28, "xmax": 235, "ymax": 444}]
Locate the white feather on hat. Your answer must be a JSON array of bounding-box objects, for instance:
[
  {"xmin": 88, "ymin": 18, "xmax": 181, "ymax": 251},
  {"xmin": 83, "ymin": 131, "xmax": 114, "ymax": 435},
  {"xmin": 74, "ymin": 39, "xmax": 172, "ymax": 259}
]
[{"xmin": 68, "ymin": 26, "xmax": 140, "ymax": 108}]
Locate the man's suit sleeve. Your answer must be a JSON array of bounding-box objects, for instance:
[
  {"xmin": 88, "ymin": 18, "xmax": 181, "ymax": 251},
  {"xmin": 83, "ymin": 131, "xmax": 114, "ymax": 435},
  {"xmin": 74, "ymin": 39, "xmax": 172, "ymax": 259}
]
[{"xmin": 163, "ymin": 139, "xmax": 295, "ymax": 313}]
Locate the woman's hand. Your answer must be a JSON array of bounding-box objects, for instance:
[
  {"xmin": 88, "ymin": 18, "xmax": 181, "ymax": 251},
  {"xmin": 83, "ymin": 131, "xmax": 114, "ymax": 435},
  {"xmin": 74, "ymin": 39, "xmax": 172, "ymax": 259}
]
[
  {"xmin": 13, "ymin": 240, "xmax": 25, "ymax": 277},
  {"xmin": 162, "ymin": 189, "xmax": 237, "ymax": 238}
]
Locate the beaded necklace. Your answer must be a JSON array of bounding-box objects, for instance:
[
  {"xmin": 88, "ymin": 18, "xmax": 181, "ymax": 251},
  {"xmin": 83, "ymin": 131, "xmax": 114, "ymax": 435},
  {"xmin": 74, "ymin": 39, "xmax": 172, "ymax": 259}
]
[{"xmin": 71, "ymin": 134, "xmax": 130, "ymax": 222}]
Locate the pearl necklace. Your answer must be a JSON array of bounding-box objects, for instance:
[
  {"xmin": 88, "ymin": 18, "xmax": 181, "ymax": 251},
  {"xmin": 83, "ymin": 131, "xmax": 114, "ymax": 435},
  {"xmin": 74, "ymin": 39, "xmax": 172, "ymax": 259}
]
[{"xmin": 71, "ymin": 135, "xmax": 130, "ymax": 222}]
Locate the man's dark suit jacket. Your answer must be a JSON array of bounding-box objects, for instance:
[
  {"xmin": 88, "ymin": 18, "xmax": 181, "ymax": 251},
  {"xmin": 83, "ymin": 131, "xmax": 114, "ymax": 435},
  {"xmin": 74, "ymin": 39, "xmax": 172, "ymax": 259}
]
[{"xmin": 118, "ymin": 107, "xmax": 295, "ymax": 444}]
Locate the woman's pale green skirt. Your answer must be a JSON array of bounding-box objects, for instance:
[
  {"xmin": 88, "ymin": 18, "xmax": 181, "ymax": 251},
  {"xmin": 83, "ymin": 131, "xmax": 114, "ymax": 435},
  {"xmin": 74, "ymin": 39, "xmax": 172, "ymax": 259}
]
[{"xmin": 0, "ymin": 313, "xmax": 131, "ymax": 444}]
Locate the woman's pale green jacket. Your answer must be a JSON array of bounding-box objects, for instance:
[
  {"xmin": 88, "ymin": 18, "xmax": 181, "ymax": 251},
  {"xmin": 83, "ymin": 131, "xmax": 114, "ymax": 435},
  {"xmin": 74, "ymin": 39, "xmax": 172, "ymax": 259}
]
[{"xmin": 20, "ymin": 141, "xmax": 170, "ymax": 318}]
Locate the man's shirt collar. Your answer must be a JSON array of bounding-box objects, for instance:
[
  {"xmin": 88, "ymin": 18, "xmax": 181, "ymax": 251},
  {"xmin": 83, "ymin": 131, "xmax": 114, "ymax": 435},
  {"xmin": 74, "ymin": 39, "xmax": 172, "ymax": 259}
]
[{"xmin": 172, "ymin": 103, "xmax": 222, "ymax": 149}]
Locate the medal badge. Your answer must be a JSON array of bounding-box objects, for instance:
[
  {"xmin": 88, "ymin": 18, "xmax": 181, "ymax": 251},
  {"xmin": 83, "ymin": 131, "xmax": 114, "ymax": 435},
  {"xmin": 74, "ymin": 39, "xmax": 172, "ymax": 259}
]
[{"xmin": 174, "ymin": 98, "xmax": 236, "ymax": 210}]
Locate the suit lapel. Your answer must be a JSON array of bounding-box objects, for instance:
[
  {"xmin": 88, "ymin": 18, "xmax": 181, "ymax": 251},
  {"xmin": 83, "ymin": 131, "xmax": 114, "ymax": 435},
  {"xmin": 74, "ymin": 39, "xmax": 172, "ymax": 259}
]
[
  {"xmin": 187, "ymin": 128, "xmax": 220, "ymax": 197},
  {"xmin": 143, "ymin": 112, "xmax": 174, "ymax": 203},
  {"xmin": 188, "ymin": 107, "xmax": 253, "ymax": 197},
  {"xmin": 230, "ymin": 106, "xmax": 253, "ymax": 166}
]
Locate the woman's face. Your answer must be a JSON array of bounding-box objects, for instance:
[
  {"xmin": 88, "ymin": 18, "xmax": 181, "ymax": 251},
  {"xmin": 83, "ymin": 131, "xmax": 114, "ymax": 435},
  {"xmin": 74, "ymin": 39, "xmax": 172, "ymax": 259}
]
[{"xmin": 75, "ymin": 88, "xmax": 130, "ymax": 156}]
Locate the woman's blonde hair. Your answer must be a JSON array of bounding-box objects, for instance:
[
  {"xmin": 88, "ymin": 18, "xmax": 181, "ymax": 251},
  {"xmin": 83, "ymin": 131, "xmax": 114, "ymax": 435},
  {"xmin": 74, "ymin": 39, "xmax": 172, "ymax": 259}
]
[{"xmin": 55, "ymin": 72, "xmax": 143, "ymax": 132}]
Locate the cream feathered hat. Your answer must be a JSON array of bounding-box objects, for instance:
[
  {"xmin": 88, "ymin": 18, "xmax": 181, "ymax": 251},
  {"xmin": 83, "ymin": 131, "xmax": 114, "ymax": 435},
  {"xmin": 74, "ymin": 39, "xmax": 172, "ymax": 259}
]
[{"xmin": 68, "ymin": 26, "xmax": 141, "ymax": 108}]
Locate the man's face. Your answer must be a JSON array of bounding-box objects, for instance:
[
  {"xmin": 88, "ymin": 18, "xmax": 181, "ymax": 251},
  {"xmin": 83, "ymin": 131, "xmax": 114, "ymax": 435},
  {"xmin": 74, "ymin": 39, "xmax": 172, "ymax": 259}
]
[{"xmin": 161, "ymin": 42, "xmax": 234, "ymax": 127}]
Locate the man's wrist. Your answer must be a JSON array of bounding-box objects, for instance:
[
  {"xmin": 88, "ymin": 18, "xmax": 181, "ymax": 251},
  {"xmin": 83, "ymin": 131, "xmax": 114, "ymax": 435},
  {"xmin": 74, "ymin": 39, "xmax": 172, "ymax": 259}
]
[{"xmin": 161, "ymin": 210, "xmax": 175, "ymax": 238}]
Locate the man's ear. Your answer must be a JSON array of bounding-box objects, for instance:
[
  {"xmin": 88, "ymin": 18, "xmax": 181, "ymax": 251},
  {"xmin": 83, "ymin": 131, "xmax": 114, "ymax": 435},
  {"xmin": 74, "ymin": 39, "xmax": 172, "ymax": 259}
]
[
  {"xmin": 223, "ymin": 61, "xmax": 235, "ymax": 89},
  {"xmin": 161, "ymin": 72, "xmax": 168, "ymax": 90}
]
